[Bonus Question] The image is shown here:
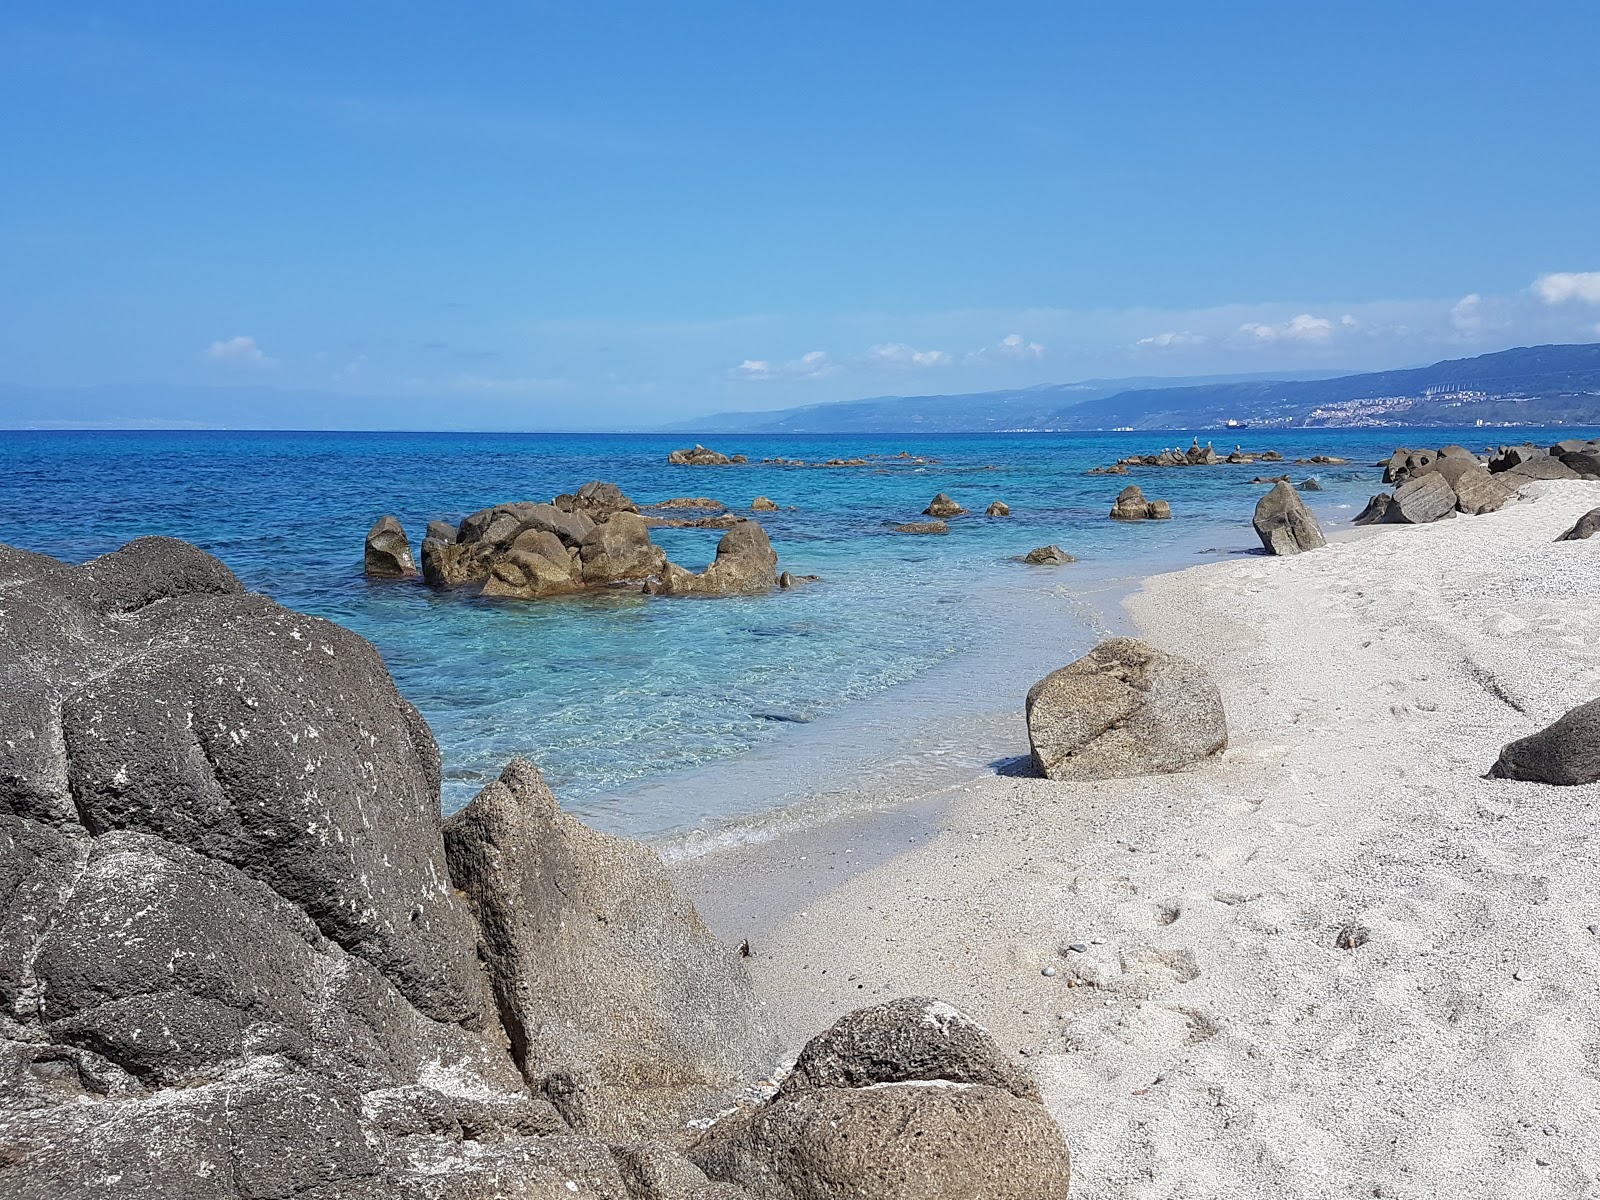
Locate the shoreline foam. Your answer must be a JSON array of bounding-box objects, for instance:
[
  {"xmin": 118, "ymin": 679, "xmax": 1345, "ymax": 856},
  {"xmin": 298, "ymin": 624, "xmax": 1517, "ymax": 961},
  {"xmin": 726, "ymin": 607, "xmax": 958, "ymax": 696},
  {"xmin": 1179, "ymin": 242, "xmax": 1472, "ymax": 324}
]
[{"xmin": 678, "ymin": 479, "xmax": 1600, "ymax": 1196}]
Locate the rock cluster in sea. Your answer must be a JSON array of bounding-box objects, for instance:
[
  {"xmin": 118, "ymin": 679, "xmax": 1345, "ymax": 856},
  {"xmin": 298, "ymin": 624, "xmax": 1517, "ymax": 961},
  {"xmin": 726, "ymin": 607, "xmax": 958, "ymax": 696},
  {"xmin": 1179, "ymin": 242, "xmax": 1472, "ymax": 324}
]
[
  {"xmin": 669, "ymin": 444, "xmax": 748, "ymax": 466},
  {"xmin": 369, "ymin": 481, "xmax": 783, "ymax": 599},
  {"xmin": 0, "ymin": 536, "xmax": 1072, "ymax": 1200},
  {"xmin": 1356, "ymin": 440, "xmax": 1600, "ymax": 526},
  {"xmin": 1088, "ymin": 439, "xmax": 1285, "ymax": 474}
]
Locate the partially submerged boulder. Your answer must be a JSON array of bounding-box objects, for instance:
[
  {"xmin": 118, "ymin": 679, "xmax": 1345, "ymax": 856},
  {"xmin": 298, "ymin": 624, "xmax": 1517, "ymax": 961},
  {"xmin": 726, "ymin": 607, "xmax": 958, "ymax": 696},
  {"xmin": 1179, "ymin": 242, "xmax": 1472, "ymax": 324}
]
[
  {"xmin": 1108, "ymin": 484, "xmax": 1170, "ymax": 521},
  {"xmin": 689, "ymin": 999, "xmax": 1070, "ymax": 1200},
  {"xmin": 1253, "ymin": 480, "xmax": 1326, "ymax": 556},
  {"xmin": 1019, "ymin": 545, "xmax": 1075, "ymax": 565},
  {"xmin": 1026, "ymin": 637, "xmax": 1227, "ymax": 780},
  {"xmin": 751, "ymin": 496, "xmax": 780, "ymax": 511},
  {"xmin": 443, "ymin": 760, "xmax": 772, "ymax": 1138},
  {"xmin": 669, "ymin": 445, "xmax": 746, "ymax": 466},
  {"xmin": 893, "ymin": 520, "xmax": 948, "ymax": 535},
  {"xmin": 1557, "ymin": 506, "xmax": 1600, "ymax": 541},
  {"xmin": 1486, "ymin": 698, "xmax": 1600, "ymax": 786},
  {"xmin": 923, "ymin": 493, "xmax": 966, "ymax": 517},
  {"xmin": 652, "ymin": 521, "xmax": 780, "ymax": 596},
  {"xmin": 365, "ymin": 514, "xmax": 419, "ymax": 578},
  {"xmin": 986, "ymin": 500, "xmax": 1011, "ymax": 517}
]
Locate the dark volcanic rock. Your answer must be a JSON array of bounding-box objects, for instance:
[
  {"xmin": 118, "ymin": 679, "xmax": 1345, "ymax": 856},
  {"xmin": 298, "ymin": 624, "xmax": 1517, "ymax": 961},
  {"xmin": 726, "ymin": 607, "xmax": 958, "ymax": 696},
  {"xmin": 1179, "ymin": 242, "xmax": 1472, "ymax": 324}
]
[
  {"xmin": 1026, "ymin": 637, "xmax": 1227, "ymax": 781},
  {"xmin": 1557, "ymin": 506, "xmax": 1600, "ymax": 541},
  {"xmin": 690, "ymin": 999, "xmax": 1070, "ymax": 1200},
  {"xmin": 443, "ymin": 760, "xmax": 772, "ymax": 1137},
  {"xmin": 1253, "ymin": 480, "xmax": 1326, "ymax": 556},
  {"xmin": 365, "ymin": 515, "xmax": 419, "ymax": 579},
  {"xmin": 1487, "ymin": 698, "xmax": 1600, "ymax": 785}
]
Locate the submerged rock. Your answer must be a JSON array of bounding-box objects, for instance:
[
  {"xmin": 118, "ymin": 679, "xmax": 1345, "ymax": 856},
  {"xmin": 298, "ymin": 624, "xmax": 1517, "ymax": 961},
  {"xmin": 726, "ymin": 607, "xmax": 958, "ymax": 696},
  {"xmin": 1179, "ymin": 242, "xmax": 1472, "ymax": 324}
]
[
  {"xmin": 365, "ymin": 514, "xmax": 418, "ymax": 578},
  {"xmin": 689, "ymin": 999, "xmax": 1070, "ymax": 1200},
  {"xmin": 1253, "ymin": 480, "xmax": 1326, "ymax": 556},
  {"xmin": 1487, "ymin": 698, "xmax": 1600, "ymax": 786},
  {"xmin": 894, "ymin": 520, "xmax": 948, "ymax": 534},
  {"xmin": 1026, "ymin": 637, "xmax": 1227, "ymax": 780}
]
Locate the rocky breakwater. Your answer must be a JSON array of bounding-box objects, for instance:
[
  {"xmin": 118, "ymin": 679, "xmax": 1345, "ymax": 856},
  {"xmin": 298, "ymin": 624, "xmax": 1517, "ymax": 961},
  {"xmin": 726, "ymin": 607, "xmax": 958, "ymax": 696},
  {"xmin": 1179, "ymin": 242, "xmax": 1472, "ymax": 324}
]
[
  {"xmin": 418, "ymin": 481, "xmax": 785, "ymax": 600},
  {"xmin": 0, "ymin": 536, "xmax": 1072, "ymax": 1199}
]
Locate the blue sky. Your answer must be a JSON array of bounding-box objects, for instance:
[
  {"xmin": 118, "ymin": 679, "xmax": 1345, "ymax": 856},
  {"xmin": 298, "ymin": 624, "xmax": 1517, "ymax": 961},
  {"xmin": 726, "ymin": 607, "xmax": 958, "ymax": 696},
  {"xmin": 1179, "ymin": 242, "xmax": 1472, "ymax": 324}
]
[{"xmin": 3, "ymin": 1, "xmax": 1599, "ymax": 427}]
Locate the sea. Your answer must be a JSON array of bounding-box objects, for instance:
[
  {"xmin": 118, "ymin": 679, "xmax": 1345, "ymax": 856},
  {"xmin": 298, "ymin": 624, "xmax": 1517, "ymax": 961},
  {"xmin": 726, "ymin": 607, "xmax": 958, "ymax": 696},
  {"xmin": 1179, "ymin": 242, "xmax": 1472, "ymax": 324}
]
[{"xmin": 4, "ymin": 426, "xmax": 1587, "ymax": 851}]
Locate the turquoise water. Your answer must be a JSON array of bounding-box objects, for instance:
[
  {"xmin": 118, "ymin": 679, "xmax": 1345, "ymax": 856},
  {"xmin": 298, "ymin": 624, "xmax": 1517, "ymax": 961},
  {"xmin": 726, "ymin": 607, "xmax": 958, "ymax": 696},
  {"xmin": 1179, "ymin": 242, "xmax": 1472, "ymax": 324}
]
[{"xmin": 3, "ymin": 427, "xmax": 1582, "ymax": 836}]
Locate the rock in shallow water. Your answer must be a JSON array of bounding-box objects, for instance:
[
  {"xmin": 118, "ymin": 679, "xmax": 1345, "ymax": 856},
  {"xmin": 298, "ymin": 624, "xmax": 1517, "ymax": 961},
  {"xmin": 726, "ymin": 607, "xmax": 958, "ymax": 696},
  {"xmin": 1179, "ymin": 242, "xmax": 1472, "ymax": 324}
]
[
  {"xmin": 1018, "ymin": 545, "xmax": 1076, "ymax": 565},
  {"xmin": 365, "ymin": 514, "xmax": 418, "ymax": 578},
  {"xmin": 1026, "ymin": 637, "xmax": 1227, "ymax": 781},
  {"xmin": 1253, "ymin": 480, "xmax": 1326, "ymax": 556}
]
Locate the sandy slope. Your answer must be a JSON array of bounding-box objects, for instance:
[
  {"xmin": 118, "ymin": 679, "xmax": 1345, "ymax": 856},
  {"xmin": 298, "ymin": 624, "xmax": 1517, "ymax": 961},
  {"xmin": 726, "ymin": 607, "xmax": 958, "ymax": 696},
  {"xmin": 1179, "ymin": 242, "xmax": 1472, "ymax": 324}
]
[{"xmin": 736, "ymin": 480, "xmax": 1600, "ymax": 1198}]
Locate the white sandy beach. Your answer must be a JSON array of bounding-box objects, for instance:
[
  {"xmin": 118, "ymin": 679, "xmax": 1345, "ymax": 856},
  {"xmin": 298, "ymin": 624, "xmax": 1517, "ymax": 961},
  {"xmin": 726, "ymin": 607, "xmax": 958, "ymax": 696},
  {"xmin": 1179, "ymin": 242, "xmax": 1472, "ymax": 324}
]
[{"xmin": 680, "ymin": 479, "xmax": 1600, "ymax": 1197}]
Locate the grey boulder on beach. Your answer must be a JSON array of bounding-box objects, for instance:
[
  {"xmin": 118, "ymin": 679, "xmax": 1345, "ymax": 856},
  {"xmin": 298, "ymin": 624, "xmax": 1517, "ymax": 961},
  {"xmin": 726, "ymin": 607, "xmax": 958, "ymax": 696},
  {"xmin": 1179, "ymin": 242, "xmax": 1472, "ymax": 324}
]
[
  {"xmin": 1487, "ymin": 697, "xmax": 1600, "ymax": 786},
  {"xmin": 1252, "ymin": 480, "xmax": 1326, "ymax": 556},
  {"xmin": 1026, "ymin": 637, "xmax": 1228, "ymax": 781}
]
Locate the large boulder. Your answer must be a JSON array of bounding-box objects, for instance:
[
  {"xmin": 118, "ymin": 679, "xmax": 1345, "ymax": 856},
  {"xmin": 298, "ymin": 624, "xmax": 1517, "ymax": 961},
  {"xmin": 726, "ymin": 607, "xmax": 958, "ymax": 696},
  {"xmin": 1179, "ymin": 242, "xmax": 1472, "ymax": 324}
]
[
  {"xmin": 1560, "ymin": 450, "xmax": 1600, "ymax": 479},
  {"xmin": 1025, "ymin": 637, "xmax": 1228, "ymax": 780},
  {"xmin": 1383, "ymin": 448, "xmax": 1435, "ymax": 485},
  {"xmin": 365, "ymin": 515, "xmax": 419, "ymax": 579},
  {"xmin": 689, "ymin": 999, "xmax": 1070, "ymax": 1200},
  {"xmin": 1501, "ymin": 456, "xmax": 1581, "ymax": 485},
  {"xmin": 579, "ymin": 513, "xmax": 669, "ymax": 586},
  {"xmin": 443, "ymin": 760, "xmax": 772, "ymax": 1138},
  {"xmin": 1353, "ymin": 494, "xmax": 1392, "ymax": 526},
  {"xmin": 1557, "ymin": 507, "xmax": 1600, "ymax": 541},
  {"xmin": 1384, "ymin": 473, "xmax": 1457, "ymax": 524},
  {"xmin": 1109, "ymin": 484, "xmax": 1169, "ymax": 521},
  {"xmin": 1252, "ymin": 480, "xmax": 1326, "ymax": 555},
  {"xmin": 1019, "ymin": 545, "xmax": 1075, "ymax": 565},
  {"xmin": 1486, "ymin": 698, "xmax": 1600, "ymax": 786},
  {"xmin": 1435, "ymin": 458, "xmax": 1514, "ymax": 515}
]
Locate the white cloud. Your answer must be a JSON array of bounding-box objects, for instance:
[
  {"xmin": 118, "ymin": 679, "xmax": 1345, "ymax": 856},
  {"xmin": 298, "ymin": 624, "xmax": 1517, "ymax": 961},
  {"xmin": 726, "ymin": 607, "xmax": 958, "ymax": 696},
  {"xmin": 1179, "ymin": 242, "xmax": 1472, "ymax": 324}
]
[
  {"xmin": 869, "ymin": 342, "xmax": 953, "ymax": 367},
  {"xmin": 732, "ymin": 350, "xmax": 834, "ymax": 381},
  {"xmin": 1136, "ymin": 330, "xmax": 1207, "ymax": 348},
  {"xmin": 1450, "ymin": 293, "xmax": 1483, "ymax": 334},
  {"xmin": 995, "ymin": 332, "xmax": 1045, "ymax": 358},
  {"xmin": 202, "ymin": 335, "xmax": 275, "ymax": 368},
  {"xmin": 1534, "ymin": 271, "xmax": 1600, "ymax": 304},
  {"xmin": 1235, "ymin": 313, "xmax": 1336, "ymax": 343}
]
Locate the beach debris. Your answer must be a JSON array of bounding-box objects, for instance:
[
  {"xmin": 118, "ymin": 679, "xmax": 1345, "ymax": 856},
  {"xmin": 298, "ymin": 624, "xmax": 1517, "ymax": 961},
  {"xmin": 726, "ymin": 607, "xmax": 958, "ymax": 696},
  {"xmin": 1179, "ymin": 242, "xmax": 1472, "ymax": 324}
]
[
  {"xmin": 1026, "ymin": 637, "xmax": 1228, "ymax": 781},
  {"xmin": 364, "ymin": 514, "xmax": 418, "ymax": 579},
  {"xmin": 1018, "ymin": 545, "xmax": 1076, "ymax": 565},
  {"xmin": 1486, "ymin": 696, "xmax": 1600, "ymax": 785},
  {"xmin": 688, "ymin": 997, "xmax": 1071, "ymax": 1198},
  {"xmin": 987, "ymin": 500, "xmax": 1011, "ymax": 516},
  {"xmin": 893, "ymin": 520, "xmax": 949, "ymax": 534},
  {"xmin": 751, "ymin": 495, "xmax": 780, "ymax": 511},
  {"xmin": 1335, "ymin": 924, "xmax": 1370, "ymax": 950},
  {"xmin": 923, "ymin": 492, "xmax": 967, "ymax": 517},
  {"xmin": 668, "ymin": 443, "xmax": 747, "ymax": 465},
  {"xmin": 1108, "ymin": 483, "xmax": 1172, "ymax": 521},
  {"xmin": 1253, "ymin": 480, "xmax": 1327, "ymax": 556},
  {"xmin": 1556, "ymin": 506, "xmax": 1600, "ymax": 541}
]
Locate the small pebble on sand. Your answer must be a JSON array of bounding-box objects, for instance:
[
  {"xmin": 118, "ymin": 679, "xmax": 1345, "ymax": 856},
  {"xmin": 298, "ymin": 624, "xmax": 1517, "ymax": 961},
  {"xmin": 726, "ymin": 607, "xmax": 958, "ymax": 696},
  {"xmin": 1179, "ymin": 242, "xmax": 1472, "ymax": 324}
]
[{"xmin": 1042, "ymin": 966, "xmax": 1058, "ymax": 977}]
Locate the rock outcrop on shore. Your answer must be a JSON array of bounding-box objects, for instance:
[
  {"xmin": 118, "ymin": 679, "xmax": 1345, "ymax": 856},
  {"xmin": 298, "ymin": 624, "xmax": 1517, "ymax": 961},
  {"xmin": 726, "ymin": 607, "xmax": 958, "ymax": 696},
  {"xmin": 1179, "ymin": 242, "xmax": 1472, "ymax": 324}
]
[
  {"xmin": 688, "ymin": 998, "xmax": 1072, "ymax": 1199},
  {"xmin": 1487, "ymin": 697, "xmax": 1600, "ymax": 786},
  {"xmin": 365, "ymin": 514, "xmax": 419, "ymax": 578},
  {"xmin": 1025, "ymin": 637, "xmax": 1227, "ymax": 780},
  {"xmin": 1108, "ymin": 484, "xmax": 1172, "ymax": 521},
  {"xmin": 416, "ymin": 481, "xmax": 786, "ymax": 599},
  {"xmin": 1556, "ymin": 506, "xmax": 1600, "ymax": 541},
  {"xmin": 1252, "ymin": 480, "xmax": 1326, "ymax": 556},
  {"xmin": 1357, "ymin": 443, "xmax": 1533, "ymax": 527},
  {"xmin": 669, "ymin": 445, "xmax": 747, "ymax": 466},
  {"xmin": 0, "ymin": 536, "xmax": 1066, "ymax": 1199}
]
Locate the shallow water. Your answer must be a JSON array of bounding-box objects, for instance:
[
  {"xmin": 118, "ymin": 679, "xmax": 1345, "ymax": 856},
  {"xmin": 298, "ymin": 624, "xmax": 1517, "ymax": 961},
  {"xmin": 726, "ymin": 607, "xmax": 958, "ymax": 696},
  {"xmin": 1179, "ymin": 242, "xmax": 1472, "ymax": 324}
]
[{"xmin": 2, "ymin": 426, "xmax": 1581, "ymax": 838}]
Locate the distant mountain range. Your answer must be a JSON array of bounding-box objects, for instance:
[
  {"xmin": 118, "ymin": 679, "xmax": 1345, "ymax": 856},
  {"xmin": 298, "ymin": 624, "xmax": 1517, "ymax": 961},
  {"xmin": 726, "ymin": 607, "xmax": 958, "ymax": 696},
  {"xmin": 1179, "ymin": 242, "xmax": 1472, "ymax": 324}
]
[{"xmin": 670, "ymin": 342, "xmax": 1600, "ymax": 433}]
